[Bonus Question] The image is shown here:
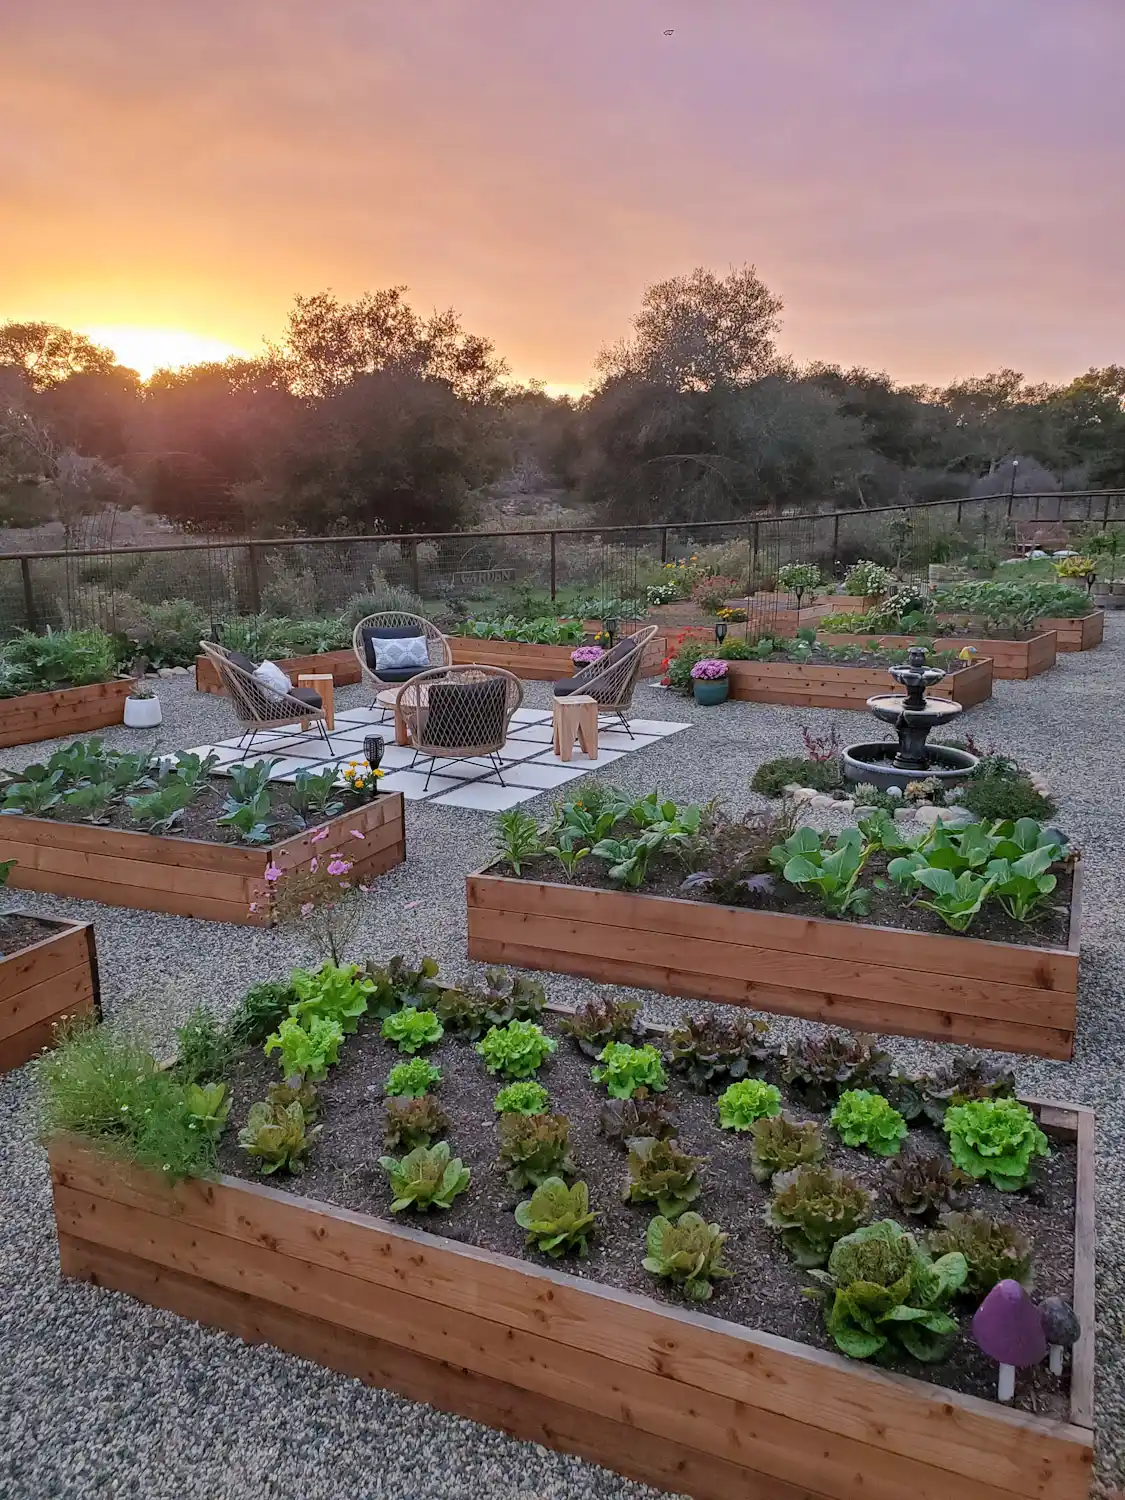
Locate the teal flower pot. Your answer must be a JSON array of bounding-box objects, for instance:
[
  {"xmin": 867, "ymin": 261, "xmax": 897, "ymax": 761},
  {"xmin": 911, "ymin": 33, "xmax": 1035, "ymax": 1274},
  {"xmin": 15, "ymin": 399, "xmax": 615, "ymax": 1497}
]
[{"xmin": 692, "ymin": 678, "xmax": 729, "ymax": 706}]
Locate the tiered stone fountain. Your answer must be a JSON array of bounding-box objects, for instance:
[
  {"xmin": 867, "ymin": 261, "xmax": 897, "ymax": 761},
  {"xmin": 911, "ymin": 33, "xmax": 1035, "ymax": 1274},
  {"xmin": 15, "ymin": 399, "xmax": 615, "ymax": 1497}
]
[{"xmin": 841, "ymin": 646, "xmax": 979, "ymax": 793}]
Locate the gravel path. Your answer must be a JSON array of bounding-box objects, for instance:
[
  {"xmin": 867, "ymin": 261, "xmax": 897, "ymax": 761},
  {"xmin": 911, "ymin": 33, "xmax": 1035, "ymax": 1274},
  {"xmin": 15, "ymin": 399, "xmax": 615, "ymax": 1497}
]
[{"xmin": 1, "ymin": 637, "xmax": 1123, "ymax": 1498}]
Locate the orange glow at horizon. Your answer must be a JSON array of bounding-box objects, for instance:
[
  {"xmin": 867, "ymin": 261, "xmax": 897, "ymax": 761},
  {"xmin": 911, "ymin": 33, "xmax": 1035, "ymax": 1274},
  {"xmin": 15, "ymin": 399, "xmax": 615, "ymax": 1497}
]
[{"xmin": 82, "ymin": 326, "xmax": 251, "ymax": 380}]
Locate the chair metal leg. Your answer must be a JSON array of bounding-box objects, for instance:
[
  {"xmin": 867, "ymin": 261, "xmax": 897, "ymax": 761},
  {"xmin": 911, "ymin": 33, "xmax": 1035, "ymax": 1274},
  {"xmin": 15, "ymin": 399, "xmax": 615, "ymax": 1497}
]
[
  {"xmin": 315, "ymin": 717, "xmax": 333, "ymax": 750},
  {"xmin": 235, "ymin": 729, "xmax": 259, "ymax": 762},
  {"xmin": 491, "ymin": 753, "xmax": 506, "ymax": 787}
]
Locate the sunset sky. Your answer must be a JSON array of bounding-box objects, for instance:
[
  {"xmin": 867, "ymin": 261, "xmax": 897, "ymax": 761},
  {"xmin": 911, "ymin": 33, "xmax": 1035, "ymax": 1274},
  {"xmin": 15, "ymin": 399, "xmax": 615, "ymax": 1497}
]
[{"xmin": 3, "ymin": 0, "xmax": 1123, "ymax": 388}]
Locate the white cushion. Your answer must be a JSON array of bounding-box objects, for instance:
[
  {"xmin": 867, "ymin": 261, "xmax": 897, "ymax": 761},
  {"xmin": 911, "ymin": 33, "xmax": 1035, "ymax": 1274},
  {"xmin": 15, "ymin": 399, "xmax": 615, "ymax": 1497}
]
[
  {"xmin": 252, "ymin": 659, "xmax": 292, "ymax": 702},
  {"xmin": 375, "ymin": 635, "xmax": 429, "ymax": 672}
]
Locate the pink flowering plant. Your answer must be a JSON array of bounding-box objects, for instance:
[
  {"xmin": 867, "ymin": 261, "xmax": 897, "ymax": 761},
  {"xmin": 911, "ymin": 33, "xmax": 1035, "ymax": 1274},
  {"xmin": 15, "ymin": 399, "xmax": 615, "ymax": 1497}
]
[
  {"xmin": 256, "ymin": 828, "xmax": 370, "ymax": 964},
  {"xmin": 690, "ymin": 658, "xmax": 728, "ymax": 681},
  {"xmin": 571, "ymin": 644, "xmax": 606, "ymax": 668}
]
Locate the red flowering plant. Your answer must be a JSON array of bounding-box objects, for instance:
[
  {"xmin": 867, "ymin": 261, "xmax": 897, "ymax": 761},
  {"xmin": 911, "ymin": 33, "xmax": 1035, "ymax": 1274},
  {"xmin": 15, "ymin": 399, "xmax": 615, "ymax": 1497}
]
[{"xmin": 250, "ymin": 827, "xmax": 372, "ymax": 964}]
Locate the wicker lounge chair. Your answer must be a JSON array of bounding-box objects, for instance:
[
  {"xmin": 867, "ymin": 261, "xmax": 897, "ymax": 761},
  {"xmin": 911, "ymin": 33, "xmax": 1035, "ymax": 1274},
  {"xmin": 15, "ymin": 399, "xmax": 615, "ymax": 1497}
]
[
  {"xmin": 551, "ymin": 625, "xmax": 658, "ymax": 736},
  {"xmin": 397, "ymin": 665, "xmax": 524, "ymax": 790},
  {"xmin": 199, "ymin": 641, "xmax": 333, "ymax": 760},
  {"xmin": 351, "ymin": 611, "xmax": 452, "ymax": 711}
]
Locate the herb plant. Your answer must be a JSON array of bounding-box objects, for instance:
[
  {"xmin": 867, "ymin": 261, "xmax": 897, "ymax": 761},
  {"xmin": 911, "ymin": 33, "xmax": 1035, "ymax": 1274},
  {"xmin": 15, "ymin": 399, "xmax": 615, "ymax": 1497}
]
[
  {"xmin": 642, "ymin": 1213, "xmax": 731, "ymax": 1300},
  {"xmin": 379, "ymin": 1142, "xmax": 471, "ymax": 1212},
  {"xmin": 767, "ymin": 1165, "xmax": 871, "ymax": 1266},
  {"xmin": 494, "ymin": 1080, "xmax": 550, "ymax": 1115},
  {"xmin": 263, "ymin": 1015, "xmax": 344, "ymax": 1081},
  {"xmin": 515, "ymin": 1178, "xmax": 597, "ymax": 1257},
  {"xmin": 829, "ymin": 1089, "xmax": 908, "ymax": 1156},
  {"xmin": 926, "ymin": 1209, "xmax": 1034, "ymax": 1295},
  {"xmin": 475, "ymin": 1020, "xmax": 557, "ymax": 1078},
  {"xmin": 174, "ymin": 1005, "xmax": 234, "ymax": 1086},
  {"xmin": 624, "ymin": 1136, "xmax": 703, "ymax": 1219},
  {"xmin": 228, "ymin": 980, "xmax": 297, "ymax": 1047},
  {"xmin": 239, "ymin": 1099, "xmax": 321, "ymax": 1175},
  {"xmin": 749, "ymin": 1114, "xmax": 825, "ymax": 1182},
  {"xmin": 384, "ymin": 1057, "xmax": 442, "ymax": 1097},
  {"xmin": 381, "ymin": 1006, "xmax": 444, "ymax": 1053},
  {"xmin": 497, "ymin": 1111, "xmax": 575, "ymax": 1189},
  {"xmin": 383, "ymin": 1096, "xmax": 449, "ymax": 1151},
  {"xmin": 717, "ymin": 1079, "xmax": 782, "ymax": 1131},
  {"xmin": 591, "ymin": 1041, "xmax": 667, "ymax": 1099},
  {"xmin": 943, "ymin": 1097, "xmax": 1049, "ymax": 1190}
]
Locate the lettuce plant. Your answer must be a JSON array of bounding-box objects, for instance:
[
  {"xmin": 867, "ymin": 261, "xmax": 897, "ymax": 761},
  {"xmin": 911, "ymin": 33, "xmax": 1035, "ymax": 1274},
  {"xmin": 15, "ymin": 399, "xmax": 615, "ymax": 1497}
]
[
  {"xmin": 384, "ymin": 1057, "xmax": 442, "ymax": 1098},
  {"xmin": 290, "ymin": 963, "xmax": 373, "ymax": 1034},
  {"xmin": 916, "ymin": 1054, "xmax": 1015, "ymax": 1125},
  {"xmin": 666, "ymin": 1014, "xmax": 773, "ymax": 1090},
  {"xmin": 886, "ymin": 1152, "xmax": 967, "ymax": 1222},
  {"xmin": 440, "ymin": 972, "xmax": 547, "ymax": 1040},
  {"xmin": 267, "ymin": 1076, "xmax": 320, "ymax": 1123},
  {"xmin": 780, "ymin": 1032, "xmax": 895, "ymax": 1112},
  {"xmin": 927, "ymin": 1209, "xmax": 1034, "ymax": 1296},
  {"xmin": 599, "ymin": 1089, "xmax": 679, "ymax": 1148},
  {"xmin": 494, "ymin": 1080, "xmax": 550, "ymax": 1115},
  {"xmin": 379, "ymin": 1142, "xmax": 470, "ymax": 1212},
  {"xmin": 381, "ymin": 1006, "xmax": 444, "ymax": 1054},
  {"xmin": 263, "ymin": 1015, "xmax": 343, "ymax": 1081},
  {"xmin": 749, "ymin": 1114, "xmax": 825, "ymax": 1183},
  {"xmin": 383, "ymin": 1095, "xmax": 448, "ymax": 1151},
  {"xmin": 434, "ymin": 988, "xmax": 493, "ymax": 1039},
  {"xmin": 560, "ymin": 996, "xmax": 645, "ymax": 1058},
  {"xmin": 591, "ymin": 1041, "xmax": 667, "ymax": 1099},
  {"xmin": 767, "ymin": 1165, "xmax": 871, "ymax": 1266},
  {"xmin": 717, "ymin": 1079, "xmax": 782, "ymax": 1131},
  {"xmin": 643, "ymin": 1213, "xmax": 731, "ymax": 1301},
  {"xmin": 624, "ymin": 1137, "xmax": 703, "ymax": 1220},
  {"xmin": 812, "ymin": 1220, "xmax": 967, "ymax": 1362},
  {"xmin": 365, "ymin": 955, "xmax": 442, "ymax": 1018},
  {"xmin": 239, "ymin": 1099, "xmax": 321, "ymax": 1175},
  {"xmin": 829, "ymin": 1089, "xmax": 908, "ymax": 1157},
  {"xmin": 943, "ymin": 1097, "xmax": 1049, "ymax": 1190},
  {"xmin": 184, "ymin": 1082, "xmax": 231, "ymax": 1143},
  {"xmin": 475, "ymin": 1020, "xmax": 557, "ymax": 1079},
  {"xmin": 497, "ymin": 1112, "xmax": 575, "ymax": 1189},
  {"xmin": 515, "ymin": 1178, "xmax": 597, "ymax": 1258}
]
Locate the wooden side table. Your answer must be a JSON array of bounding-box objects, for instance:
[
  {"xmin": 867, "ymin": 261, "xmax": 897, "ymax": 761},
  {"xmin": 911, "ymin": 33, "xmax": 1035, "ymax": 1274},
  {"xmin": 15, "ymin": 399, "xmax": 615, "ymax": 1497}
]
[
  {"xmin": 376, "ymin": 687, "xmax": 410, "ymax": 747},
  {"xmin": 298, "ymin": 673, "xmax": 335, "ymax": 732},
  {"xmin": 552, "ymin": 693, "xmax": 598, "ymax": 762}
]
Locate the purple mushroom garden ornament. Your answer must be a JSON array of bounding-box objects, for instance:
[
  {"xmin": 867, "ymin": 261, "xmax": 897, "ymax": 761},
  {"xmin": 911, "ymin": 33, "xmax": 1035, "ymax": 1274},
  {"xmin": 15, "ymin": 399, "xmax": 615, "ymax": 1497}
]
[{"xmin": 972, "ymin": 1279, "xmax": 1047, "ymax": 1402}]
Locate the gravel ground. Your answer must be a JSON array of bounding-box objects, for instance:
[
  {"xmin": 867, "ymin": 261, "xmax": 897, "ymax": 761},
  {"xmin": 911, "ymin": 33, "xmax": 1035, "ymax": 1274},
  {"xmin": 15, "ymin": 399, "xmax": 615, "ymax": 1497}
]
[{"xmin": 1, "ymin": 638, "xmax": 1124, "ymax": 1498}]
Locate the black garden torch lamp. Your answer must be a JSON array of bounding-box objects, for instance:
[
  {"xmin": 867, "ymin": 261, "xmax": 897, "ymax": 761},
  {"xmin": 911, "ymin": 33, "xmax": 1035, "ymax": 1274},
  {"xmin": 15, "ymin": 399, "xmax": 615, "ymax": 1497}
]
[
  {"xmin": 714, "ymin": 620, "xmax": 728, "ymax": 645},
  {"xmin": 603, "ymin": 616, "xmax": 619, "ymax": 648},
  {"xmin": 364, "ymin": 735, "xmax": 385, "ymax": 793}
]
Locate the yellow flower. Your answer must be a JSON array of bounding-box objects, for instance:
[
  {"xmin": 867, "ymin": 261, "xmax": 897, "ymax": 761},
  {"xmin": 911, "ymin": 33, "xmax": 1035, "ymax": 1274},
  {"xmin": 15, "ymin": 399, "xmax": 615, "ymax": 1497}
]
[
  {"xmin": 373, "ymin": 768, "xmax": 386, "ymax": 779},
  {"xmin": 354, "ymin": 778, "xmax": 365, "ymax": 788}
]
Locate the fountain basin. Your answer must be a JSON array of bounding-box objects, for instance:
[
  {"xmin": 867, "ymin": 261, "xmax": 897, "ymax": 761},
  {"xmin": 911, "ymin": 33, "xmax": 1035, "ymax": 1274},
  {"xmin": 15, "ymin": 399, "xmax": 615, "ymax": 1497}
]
[{"xmin": 841, "ymin": 741, "xmax": 978, "ymax": 793}]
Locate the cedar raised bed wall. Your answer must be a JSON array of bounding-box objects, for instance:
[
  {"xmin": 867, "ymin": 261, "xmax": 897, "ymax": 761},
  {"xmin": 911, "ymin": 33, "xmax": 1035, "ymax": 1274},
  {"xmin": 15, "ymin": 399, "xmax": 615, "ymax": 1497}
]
[
  {"xmin": 818, "ymin": 629, "xmax": 1058, "ymax": 680},
  {"xmin": 0, "ymin": 679, "xmax": 133, "ymax": 750},
  {"xmin": 449, "ymin": 636, "xmax": 667, "ymax": 681},
  {"xmin": 725, "ymin": 656, "xmax": 993, "ymax": 710},
  {"xmin": 195, "ymin": 649, "xmax": 361, "ymax": 696},
  {"xmin": 466, "ymin": 866, "xmax": 1082, "ymax": 1059},
  {"xmin": 0, "ymin": 795, "xmax": 406, "ymax": 925},
  {"xmin": 48, "ymin": 1116, "xmax": 1095, "ymax": 1500},
  {"xmin": 1036, "ymin": 612, "xmax": 1105, "ymax": 653},
  {"xmin": 0, "ymin": 920, "xmax": 99, "ymax": 1072}
]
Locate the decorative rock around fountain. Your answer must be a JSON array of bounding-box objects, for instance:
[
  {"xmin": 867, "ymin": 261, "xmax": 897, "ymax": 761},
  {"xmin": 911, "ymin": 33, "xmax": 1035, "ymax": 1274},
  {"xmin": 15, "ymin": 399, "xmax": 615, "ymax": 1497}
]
[{"xmin": 841, "ymin": 646, "xmax": 979, "ymax": 793}]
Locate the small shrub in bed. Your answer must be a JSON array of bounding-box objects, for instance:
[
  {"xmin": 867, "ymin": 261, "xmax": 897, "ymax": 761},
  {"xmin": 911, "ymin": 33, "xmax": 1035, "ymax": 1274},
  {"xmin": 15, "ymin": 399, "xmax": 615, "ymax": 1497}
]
[
  {"xmin": 957, "ymin": 755, "xmax": 1056, "ymax": 823},
  {"xmin": 751, "ymin": 755, "xmax": 842, "ymax": 798}
]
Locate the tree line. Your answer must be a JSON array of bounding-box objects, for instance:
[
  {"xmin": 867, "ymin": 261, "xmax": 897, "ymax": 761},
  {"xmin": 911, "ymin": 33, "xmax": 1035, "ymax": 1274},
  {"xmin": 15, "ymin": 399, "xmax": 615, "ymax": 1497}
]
[{"xmin": 2, "ymin": 268, "xmax": 1123, "ymax": 540}]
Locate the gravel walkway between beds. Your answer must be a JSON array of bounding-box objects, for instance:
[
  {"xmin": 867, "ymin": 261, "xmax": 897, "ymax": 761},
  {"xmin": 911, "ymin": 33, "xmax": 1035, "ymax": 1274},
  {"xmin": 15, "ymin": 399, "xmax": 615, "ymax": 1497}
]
[{"xmin": 1, "ymin": 632, "xmax": 1123, "ymax": 1499}]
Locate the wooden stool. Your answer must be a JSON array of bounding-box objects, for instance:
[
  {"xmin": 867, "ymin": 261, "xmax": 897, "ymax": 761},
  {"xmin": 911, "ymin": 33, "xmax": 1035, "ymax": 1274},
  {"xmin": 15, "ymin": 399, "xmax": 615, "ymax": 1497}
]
[
  {"xmin": 552, "ymin": 694, "xmax": 598, "ymax": 762},
  {"xmin": 298, "ymin": 673, "xmax": 335, "ymax": 732},
  {"xmin": 376, "ymin": 687, "xmax": 410, "ymax": 747}
]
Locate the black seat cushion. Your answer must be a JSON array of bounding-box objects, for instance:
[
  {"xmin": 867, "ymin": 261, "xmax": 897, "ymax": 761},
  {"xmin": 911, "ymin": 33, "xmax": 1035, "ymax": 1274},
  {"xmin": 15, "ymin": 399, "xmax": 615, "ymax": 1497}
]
[
  {"xmin": 553, "ymin": 677, "xmax": 579, "ymax": 697},
  {"xmin": 226, "ymin": 650, "xmax": 257, "ymax": 676},
  {"xmin": 289, "ymin": 686, "xmax": 323, "ymax": 709},
  {"xmin": 424, "ymin": 678, "xmax": 506, "ymax": 750},
  {"xmin": 375, "ymin": 664, "xmax": 430, "ymax": 684},
  {"xmin": 553, "ymin": 637, "xmax": 636, "ymax": 698},
  {"xmin": 361, "ymin": 626, "xmax": 425, "ymax": 672}
]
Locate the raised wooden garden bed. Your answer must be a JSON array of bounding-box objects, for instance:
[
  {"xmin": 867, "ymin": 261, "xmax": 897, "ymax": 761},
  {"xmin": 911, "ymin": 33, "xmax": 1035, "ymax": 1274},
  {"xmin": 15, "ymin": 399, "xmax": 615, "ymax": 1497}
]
[
  {"xmin": 725, "ymin": 656, "xmax": 993, "ymax": 711},
  {"xmin": 0, "ymin": 795, "xmax": 406, "ymax": 925},
  {"xmin": 47, "ymin": 1105, "xmax": 1095, "ymax": 1500},
  {"xmin": 1035, "ymin": 612, "xmax": 1104, "ymax": 653},
  {"xmin": 467, "ymin": 864, "xmax": 1082, "ymax": 1059},
  {"xmin": 195, "ymin": 649, "xmax": 360, "ymax": 696},
  {"xmin": 448, "ymin": 635, "xmax": 667, "ymax": 681},
  {"xmin": 0, "ymin": 680, "xmax": 133, "ymax": 750},
  {"xmin": 818, "ymin": 629, "xmax": 1058, "ymax": 680},
  {"xmin": 0, "ymin": 918, "xmax": 99, "ymax": 1072}
]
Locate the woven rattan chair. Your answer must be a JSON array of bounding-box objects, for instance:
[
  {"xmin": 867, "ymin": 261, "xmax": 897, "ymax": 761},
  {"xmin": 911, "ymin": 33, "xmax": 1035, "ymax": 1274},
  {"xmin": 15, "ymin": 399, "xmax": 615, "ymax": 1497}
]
[
  {"xmin": 398, "ymin": 665, "xmax": 524, "ymax": 790},
  {"xmin": 200, "ymin": 641, "xmax": 333, "ymax": 760},
  {"xmin": 351, "ymin": 611, "xmax": 452, "ymax": 711},
  {"xmin": 552, "ymin": 624, "xmax": 658, "ymax": 736}
]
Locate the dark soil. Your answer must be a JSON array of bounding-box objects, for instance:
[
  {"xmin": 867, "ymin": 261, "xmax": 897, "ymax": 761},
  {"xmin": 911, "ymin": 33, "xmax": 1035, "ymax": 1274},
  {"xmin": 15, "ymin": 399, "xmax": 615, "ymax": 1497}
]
[
  {"xmin": 20, "ymin": 781, "xmax": 368, "ymax": 847},
  {"xmin": 505, "ymin": 849, "xmax": 1075, "ymax": 949},
  {"xmin": 0, "ymin": 912, "xmax": 61, "ymax": 956},
  {"xmin": 217, "ymin": 1009, "xmax": 1077, "ymax": 1417}
]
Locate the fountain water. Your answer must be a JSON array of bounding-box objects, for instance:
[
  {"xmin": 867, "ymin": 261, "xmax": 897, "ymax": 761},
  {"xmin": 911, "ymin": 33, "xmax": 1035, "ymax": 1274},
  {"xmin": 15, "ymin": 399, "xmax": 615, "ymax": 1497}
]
[{"xmin": 841, "ymin": 646, "xmax": 980, "ymax": 792}]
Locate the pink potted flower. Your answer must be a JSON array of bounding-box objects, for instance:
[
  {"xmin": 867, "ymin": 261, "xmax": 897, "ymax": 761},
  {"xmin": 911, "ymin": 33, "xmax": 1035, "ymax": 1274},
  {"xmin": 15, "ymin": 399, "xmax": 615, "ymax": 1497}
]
[
  {"xmin": 690, "ymin": 657, "xmax": 729, "ymax": 705},
  {"xmin": 571, "ymin": 644, "xmax": 606, "ymax": 670}
]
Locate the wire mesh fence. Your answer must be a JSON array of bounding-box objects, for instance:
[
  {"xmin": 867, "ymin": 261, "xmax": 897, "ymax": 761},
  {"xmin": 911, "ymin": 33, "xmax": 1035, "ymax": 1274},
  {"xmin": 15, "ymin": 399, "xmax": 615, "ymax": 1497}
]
[{"xmin": 0, "ymin": 489, "xmax": 1121, "ymax": 643}]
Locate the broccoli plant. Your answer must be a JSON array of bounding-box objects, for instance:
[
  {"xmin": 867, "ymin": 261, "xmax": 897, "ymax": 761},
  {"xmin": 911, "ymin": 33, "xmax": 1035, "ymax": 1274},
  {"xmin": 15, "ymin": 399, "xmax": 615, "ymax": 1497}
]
[
  {"xmin": 749, "ymin": 1114, "xmax": 826, "ymax": 1183},
  {"xmin": 379, "ymin": 1142, "xmax": 470, "ymax": 1213},
  {"xmin": 383, "ymin": 1096, "xmax": 449, "ymax": 1151},
  {"xmin": 591, "ymin": 1041, "xmax": 667, "ymax": 1099},
  {"xmin": 263, "ymin": 1015, "xmax": 344, "ymax": 1081},
  {"xmin": 497, "ymin": 1111, "xmax": 575, "ymax": 1190},
  {"xmin": 829, "ymin": 1089, "xmax": 908, "ymax": 1157},
  {"xmin": 767, "ymin": 1165, "xmax": 871, "ymax": 1266},
  {"xmin": 380, "ymin": 1006, "xmax": 444, "ymax": 1054},
  {"xmin": 239, "ymin": 1099, "xmax": 321, "ymax": 1175},
  {"xmin": 514, "ymin": 1178, "xmax": 597, "ymax": 1258},
  {"xmin": 642, "ymin": 1213, "xmax": 731, "ymax": 1301},
  {"xmin": 943, "ymin": 1097, "xmax": 1049, "ymax": 1190},
  {"xmin": 717, "ymin": 1079, "xmax": 782, "ymax": 1132},
  {"xmin": 926, "ymin": 1209, "xmax": 1034, "ymax": 1296},
  {"xmin": 384, "ymin": 1057, "xmax": 442, "ymax": 1098},
  {"xmin": 494, "ymin": 1080, "xmax": 550, "ymax": 1115},
  {"xmin": 475, "ymin": 1020, "xmax": 557, "ymax": 1079},
  {"xmin": 624, "ymin": 1136, "xmax": 703, "ymax": 1220},
  {"xmin": 598, "ymin": 1089, "xmax": 679, "ymax": 1148}
]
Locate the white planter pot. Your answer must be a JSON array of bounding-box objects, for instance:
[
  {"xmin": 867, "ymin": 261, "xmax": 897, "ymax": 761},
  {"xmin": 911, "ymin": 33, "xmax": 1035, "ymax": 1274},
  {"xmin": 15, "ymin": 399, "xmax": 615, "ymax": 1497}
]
[{"xmin": 123, "ymin": 696, "xmax": 162, "ymax": 728}]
